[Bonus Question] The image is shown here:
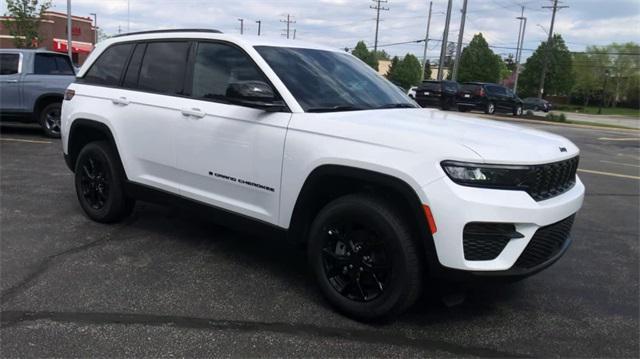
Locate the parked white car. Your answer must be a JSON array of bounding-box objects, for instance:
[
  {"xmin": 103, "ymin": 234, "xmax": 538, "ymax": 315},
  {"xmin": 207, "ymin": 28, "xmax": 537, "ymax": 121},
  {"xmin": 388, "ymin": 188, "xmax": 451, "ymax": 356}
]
[{"xmin": 61, "ymin": 29, "xmax": 584, "ymax": 320}]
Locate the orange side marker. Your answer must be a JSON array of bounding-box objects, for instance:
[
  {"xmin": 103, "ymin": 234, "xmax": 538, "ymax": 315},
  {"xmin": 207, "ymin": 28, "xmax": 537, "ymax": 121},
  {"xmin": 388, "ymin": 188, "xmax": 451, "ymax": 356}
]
[{"xmin": 422, "ymin": 205, "xmax": 437, "ymax": 234}]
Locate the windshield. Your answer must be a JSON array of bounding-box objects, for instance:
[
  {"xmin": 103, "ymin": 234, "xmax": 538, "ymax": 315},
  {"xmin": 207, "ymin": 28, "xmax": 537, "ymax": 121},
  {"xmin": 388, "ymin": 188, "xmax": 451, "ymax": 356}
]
[{"xmin": 255, "ymin": 46, "xmax": 417, "ymax": 112}]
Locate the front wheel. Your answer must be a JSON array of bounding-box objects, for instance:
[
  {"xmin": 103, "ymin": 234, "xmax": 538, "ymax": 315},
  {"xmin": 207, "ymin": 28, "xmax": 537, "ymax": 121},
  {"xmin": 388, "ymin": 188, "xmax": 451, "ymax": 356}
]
[
  {"xmin": 74, "ymin": 141, "xmax": 135, "ymax": 223},
  {"xmin": 513, "ymin": 105, "xmax": 523, "ymax": 116},
  {"xmin": 39, "ymin": 102, "xmax": 62, "ymax": 138},
  {"xmin": 308, "ymin": 194, "xmax": 423, "ymax": 321}
]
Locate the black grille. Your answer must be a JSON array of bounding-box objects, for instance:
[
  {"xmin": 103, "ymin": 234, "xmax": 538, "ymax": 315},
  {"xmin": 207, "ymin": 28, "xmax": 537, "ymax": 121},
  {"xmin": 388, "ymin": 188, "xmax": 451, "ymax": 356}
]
[
  {"xmin": 514, "ymin": 215, "xmax": 575, "ymax": 269},
  {"xmin": 527, "ymin": 156, "xmax": 579, "ymax": 201},
  {"xmin": 463, "ymin": 223, "xmax": 523, "ymax": 261}
]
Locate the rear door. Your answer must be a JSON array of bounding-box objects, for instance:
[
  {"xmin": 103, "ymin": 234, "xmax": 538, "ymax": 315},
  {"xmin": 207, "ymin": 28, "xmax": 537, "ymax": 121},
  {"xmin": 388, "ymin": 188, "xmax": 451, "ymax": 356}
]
[{"xmin": 0, "ymin": 52, "xmax": 23, "ymax": 112}]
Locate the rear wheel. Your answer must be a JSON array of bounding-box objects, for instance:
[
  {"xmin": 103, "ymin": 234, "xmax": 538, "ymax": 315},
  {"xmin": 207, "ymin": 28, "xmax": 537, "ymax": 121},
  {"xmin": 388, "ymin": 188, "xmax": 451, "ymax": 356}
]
[
  {"xmin": 485, "ymin": 102, "xmax": 496, "ymax": 115},
  {"xmin": 74, "ymin": 141, "xmax": 135, "ymax": 223},
  {"xmin": 308, "ymin": 194, "xmax": 423, "ymax": 320},
  {"xmin": 39, "ymin": 102, "xmax": 62, "ymax": 138}
]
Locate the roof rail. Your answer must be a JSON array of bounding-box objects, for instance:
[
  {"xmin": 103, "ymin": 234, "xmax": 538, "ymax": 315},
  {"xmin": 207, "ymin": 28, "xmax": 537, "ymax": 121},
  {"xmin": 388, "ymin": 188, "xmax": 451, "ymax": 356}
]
[{"xmin": 113, "ymin": 29, "xmax": 222, "ymax": 38}]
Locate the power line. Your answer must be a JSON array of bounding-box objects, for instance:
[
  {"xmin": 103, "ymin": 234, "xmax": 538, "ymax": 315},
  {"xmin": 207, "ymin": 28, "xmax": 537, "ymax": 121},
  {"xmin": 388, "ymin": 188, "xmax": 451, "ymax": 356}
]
[{"xmin": 370, "ymin": 0, "xmax": 389, "ymax": 53}]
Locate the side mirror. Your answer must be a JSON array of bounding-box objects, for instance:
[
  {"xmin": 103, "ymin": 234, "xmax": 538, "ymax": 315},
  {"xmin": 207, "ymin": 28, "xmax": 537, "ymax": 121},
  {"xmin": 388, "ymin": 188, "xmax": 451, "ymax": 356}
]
[{"xmin": 226, "ymin": 81, "xmax": 286, "ymax": 112}]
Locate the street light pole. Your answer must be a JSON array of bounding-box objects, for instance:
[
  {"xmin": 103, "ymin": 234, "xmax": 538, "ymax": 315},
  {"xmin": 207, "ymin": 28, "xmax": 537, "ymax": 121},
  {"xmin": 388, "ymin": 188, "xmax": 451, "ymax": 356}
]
[
  {"xmin": 256, "ymin": 20, "xmax": 261, "ymax": 36},
  {"xmin": 238, "ymin": 18, "xmax": 244, "ymax": 34},
  {"xmin": 421, "ymin": 1, "xmax": 432, "ymax": 81},
  {"xmin": 90, "ymin": 12, "xmax": 97, "ymax": 46},
  {"xmin": 514, "ymin": 11, "xmax": 527, "ymax": 95},
  {"xmin": 67, "ymin": 0, "xmax": 72, "ymax": 61}
]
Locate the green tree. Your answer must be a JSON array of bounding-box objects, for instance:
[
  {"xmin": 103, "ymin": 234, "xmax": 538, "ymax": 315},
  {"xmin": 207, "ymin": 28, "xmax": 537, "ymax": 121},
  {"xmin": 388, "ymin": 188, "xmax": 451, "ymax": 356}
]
[
  {"xmin": 572, "ymin": 49, "xmax": 609, "ymax": 106},
  {"xmin": 518, "ymin": 34, "xmax": 574, "ymax": 97},
  {"xmin": 457, "ymin": 33, "xmax": 503, "ymax": 83},
  {"xmin": 387, "ymin": 54, "xmax": 422, "ymax": 89},
  {"xmin": 372, "ymin": 49, "xmax": 391, "ymax": 61},
  {"xmin": 608, "ymin": 42, "xmax": 640, "ymax": 106},
  {"xmin": 351, "ymin": 41, "xmax": 378, "ymax": 71},
  {"xmin": 423, "ymin": 59, "xmax": 432, "ymax": 80},
  {"xmin": 2, "ymin": 0, "xmax": 51, "ymax": 48}
]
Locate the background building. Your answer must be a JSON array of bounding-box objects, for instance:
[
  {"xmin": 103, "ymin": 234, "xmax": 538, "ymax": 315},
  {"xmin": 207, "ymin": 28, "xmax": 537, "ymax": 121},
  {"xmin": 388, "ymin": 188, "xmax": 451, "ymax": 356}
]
[{"xmin": 0, "ymin": 11, "xmax": 95, "ymax": 65}]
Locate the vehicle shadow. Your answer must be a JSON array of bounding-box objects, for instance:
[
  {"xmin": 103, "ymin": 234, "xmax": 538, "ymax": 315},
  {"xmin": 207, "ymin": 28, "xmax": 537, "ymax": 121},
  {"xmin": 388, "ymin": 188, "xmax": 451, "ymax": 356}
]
[
  {"xmin": 126, "ymin": 201, "xmax": 524, "ymax": 325},
  {"xmin": 0, "ymin": 123, "xmax": 47, "ymax": 138}
]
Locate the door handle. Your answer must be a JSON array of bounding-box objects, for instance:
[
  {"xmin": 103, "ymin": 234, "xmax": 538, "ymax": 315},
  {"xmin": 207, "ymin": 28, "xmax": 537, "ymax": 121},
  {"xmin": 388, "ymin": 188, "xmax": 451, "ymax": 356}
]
[
  {"xmin": 111, "ymin": 97, "xmax": 130, "ymax": 106},
  {"xmin": 180, "ymin": 108, "xmax": 205, "ymax": 118}
]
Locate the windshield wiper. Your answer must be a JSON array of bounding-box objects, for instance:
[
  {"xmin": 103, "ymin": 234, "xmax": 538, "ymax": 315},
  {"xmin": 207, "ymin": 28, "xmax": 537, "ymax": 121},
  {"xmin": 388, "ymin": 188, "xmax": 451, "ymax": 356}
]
[
  {"xmin": 375, "ymin": 103, "xmax": 418, "ymax": 109},
  {"xmin": 306, "ymin": 105, "xmax": 364, "ymax": 113}
]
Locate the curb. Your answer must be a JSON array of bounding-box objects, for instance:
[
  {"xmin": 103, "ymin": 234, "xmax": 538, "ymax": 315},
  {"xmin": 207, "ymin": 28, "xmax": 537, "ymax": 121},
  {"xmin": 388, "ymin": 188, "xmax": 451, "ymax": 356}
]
[{"xmin": 473, "ymin": 114, "xmax": 640, "ymax": 133}]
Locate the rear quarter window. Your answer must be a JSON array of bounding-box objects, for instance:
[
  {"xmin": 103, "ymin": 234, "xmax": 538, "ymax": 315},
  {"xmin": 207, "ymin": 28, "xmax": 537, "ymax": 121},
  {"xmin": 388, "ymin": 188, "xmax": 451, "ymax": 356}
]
[
  {"xmin": 84, "ymin": 43, "xmax": 134, "ymax": 86},
  {"xmin": 34, "ymin": 54, "xmax": 75, "ymax": 75}
]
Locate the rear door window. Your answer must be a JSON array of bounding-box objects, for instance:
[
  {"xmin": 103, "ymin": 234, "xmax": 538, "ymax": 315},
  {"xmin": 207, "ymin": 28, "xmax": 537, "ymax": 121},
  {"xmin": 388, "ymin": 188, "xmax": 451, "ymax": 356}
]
[
  {"xmin": 0, "ymin": 53, "xmax": 20, "ymax": 75},
  {"xmin": 84, "ymin": 43, "xmax": 134, "ymax": 85},
  {"xmin": 138, "ymin": 41, "xmax": 190, "ymax": 95},
  {"xmin": 34, "ymin": 54, "xmax": 75, "ymax": 75},
  {"xmin": 123, "ymin": 43, "xmax": 146, "ymax": 89}
]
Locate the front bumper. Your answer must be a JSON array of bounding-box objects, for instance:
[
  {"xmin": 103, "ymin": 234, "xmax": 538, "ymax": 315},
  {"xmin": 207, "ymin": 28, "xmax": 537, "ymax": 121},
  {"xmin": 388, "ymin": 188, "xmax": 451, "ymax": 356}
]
[{"xmin": 421, "ymin": 175, "xmax": 584, "ymax": 274}]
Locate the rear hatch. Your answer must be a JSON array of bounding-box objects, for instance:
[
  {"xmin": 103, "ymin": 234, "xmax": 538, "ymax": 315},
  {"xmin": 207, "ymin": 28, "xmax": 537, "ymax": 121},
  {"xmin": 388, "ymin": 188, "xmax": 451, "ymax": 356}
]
[
  {"xmin": 458, "ymin": 83, "xmax": 484, "ymax": 103},
  {"xmin": 415, "ymin": 82, "xmax": 442, "ymax": 103}
]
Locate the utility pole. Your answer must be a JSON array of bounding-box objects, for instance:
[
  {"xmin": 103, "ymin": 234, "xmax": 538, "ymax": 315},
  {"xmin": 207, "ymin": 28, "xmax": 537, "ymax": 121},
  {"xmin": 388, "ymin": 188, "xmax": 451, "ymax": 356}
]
[
  {"xmin": 280, "ymin": 14, "xmax": 296, "ymax": 39},
  {"xmin": 256, "ymin": 20, "xmax": 261, "ymax": 36},
  {"xmin": 370, "ymin": 0, "xmax": 389, "ymax": 53},
  {"xmin": 538, "ymin": 0, "xmax": 568, "ymax": 98},
  {"xmin": 451, "ymin": 0, "xmax": 468, "ymax": 81},
  {"xmin": 127, "ymin": 0, "xmax": 130, "ymax": 32},
  {"xmin": 90, "ymin": 12, "xmax": 97, "ymax": 46},
  {"xmin": 118, "ymin": 25, "xmax": 122, "ymax": 34},
  {"xmin": 293, "ymin": 29, "xmax": 296, "ymax": 40},
  {"xmin": 238, "ymin": 18, "xmax": 244, "ymax": 34},
  {"xmin": 598, "ymin": 70, "xmax": 610, "ymax": 114},
  {"xmin": 437, "ymin": 0, "xmax": 453, "ymax": 81},
  {"xmin": 513, "ymin": 7, "xmax": 527, "ymax": 95},
  {"xmin": 66, "ymin": 0, "xmax": 72, "ymax": 61},
  {"xmin": 421, "ymin": 1, "xmax": 433, "ymax": 81}
]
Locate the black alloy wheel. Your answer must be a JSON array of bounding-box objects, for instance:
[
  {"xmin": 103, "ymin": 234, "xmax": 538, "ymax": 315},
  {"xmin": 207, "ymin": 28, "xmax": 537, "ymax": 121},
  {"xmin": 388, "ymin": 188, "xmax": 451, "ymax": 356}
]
[
  {"xmin": 74, "ymin": 141, "xmax": 135, "ymax": 223},
  {"xmin": 308, "ymin": 194, "xmax": 422, "ymax": 320},
  {"xmin": 320, "ymin": 221, "xmax": 392, "ymax": 302}
]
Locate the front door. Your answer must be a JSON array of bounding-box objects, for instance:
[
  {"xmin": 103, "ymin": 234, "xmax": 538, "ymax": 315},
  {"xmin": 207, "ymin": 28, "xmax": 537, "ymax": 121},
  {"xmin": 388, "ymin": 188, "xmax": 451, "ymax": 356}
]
[{"xmin": 175, "ymin": 41, "xmax": 291, "ymax": 225}]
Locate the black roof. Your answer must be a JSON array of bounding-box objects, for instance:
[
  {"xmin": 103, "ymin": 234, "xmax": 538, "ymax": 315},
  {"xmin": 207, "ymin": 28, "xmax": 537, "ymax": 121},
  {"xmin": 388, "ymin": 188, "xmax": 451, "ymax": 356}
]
[{"xmin": 113, "ymin": 29, "xmax": 222, "ymax": 38}]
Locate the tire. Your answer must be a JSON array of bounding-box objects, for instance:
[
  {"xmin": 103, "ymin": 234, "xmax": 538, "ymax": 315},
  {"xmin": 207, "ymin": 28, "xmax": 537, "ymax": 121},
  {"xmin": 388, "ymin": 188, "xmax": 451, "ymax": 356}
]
[
  {"xmin": 39, "ymin": 102, "xmax": 62, "ymax": 138},
  {"xmin": 484, "ymin": 102, "xmax": 496, "ymax": 115},
  {"xmin": 74, "ymin": 141, "xmax": 135, "ymax": 223},
  {"xmin": 513, "ymin": 105, "xmax": 523, "ymax": 116},
  {"xmin": 308, "ymin": 194, "xmax": 423, "ymax": 321}
]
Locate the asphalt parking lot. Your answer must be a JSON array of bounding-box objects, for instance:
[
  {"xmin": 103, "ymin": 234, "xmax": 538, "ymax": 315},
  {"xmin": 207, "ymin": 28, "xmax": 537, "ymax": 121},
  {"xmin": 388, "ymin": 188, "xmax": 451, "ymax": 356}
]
[{"xmin": 1, "ymin": 119, "xmax": 638, "ymax": 357}]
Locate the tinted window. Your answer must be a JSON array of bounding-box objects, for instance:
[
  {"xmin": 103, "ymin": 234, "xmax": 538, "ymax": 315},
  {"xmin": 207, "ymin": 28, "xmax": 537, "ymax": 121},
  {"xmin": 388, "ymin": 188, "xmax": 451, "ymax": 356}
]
[
  {"xmin": 420, "ymin": 82, "xmax": 440, "ymax": 91},
  {"xmin": 138, "ymin": 41, "xmax": 190, "ymax": 95},
  {"xmin": 461, "ymin": 84, "xmax": 481, "ymax": 92},
  {"xmin": 487, "ymin": 85, "xmax": 506, "ymax": 95},
  {"xmin": 192, "ymin": 42, "xmax": 268, "ymax": 101},
  {"xmin": 444, "ymin": 82, "xmax": 458, "ymax": 92},
  {"xmin": 123, "ymin": 43, "xmax": 146, "ymax": 88},
  {"xmin": 256, "ymin": 46, "xmax": 415, "ymax": 111},
  {"xmin": 33, "ymin": 54, "xmax": 74, "ymax": 75},
  {"xmin": 0, "ymin": 53, "xmax": 20, "ymax": 75},
  {"xmin": 84, "ymin": 43, "xmax": 133, "ymax": 85}
]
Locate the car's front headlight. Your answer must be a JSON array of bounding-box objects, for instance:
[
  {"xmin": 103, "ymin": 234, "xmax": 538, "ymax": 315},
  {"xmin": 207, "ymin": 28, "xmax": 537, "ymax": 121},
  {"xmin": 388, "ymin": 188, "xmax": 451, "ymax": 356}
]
[{"xmin": 440, "ymin": 161, "xmax": 533, "ymax": 189}]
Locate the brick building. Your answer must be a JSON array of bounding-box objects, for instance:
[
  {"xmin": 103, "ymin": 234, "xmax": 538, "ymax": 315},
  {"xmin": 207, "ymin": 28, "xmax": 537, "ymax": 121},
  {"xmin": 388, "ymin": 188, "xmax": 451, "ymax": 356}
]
[{"xmin": 1, "ymin": 11, "xmax": 95, "ymax": 65}]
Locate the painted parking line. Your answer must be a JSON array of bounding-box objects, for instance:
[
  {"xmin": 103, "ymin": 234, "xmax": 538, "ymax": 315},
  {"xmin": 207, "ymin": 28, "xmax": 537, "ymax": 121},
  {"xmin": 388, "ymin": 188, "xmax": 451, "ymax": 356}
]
[
  {"xmin": 578, "ymin": 169, "xmax": 640, "ymax": 180},
  {"xmin": 600, "ymin": 160, "xmax": 640, "ymax": 168},
  {"xmin": 598, "ymin": 137, "xmax": 640, "ymax": 141},
  {"xmin": 0, "ymin": 138, "xmax": 52, "ymax": 144}
]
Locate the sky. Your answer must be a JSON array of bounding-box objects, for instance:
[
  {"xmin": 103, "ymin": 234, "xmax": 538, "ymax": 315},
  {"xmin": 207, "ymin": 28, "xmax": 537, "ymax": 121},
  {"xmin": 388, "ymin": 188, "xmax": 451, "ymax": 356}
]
[{"xmin": 5, "ymin": 0, "xmax": 640, "ymax": 62}]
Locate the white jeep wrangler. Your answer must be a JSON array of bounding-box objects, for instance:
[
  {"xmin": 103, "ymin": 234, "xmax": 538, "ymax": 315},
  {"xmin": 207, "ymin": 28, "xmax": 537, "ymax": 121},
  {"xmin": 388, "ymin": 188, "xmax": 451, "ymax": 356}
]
[{"xmin": 61, "ymin": 29, "xmax": 584, "ymax": 320}]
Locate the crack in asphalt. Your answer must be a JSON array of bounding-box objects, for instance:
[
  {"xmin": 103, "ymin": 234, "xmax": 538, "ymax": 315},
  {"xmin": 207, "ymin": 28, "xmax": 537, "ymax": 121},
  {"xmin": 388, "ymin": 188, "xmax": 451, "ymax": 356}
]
[
  {"xmin": 0, "ymin": 310, "xmax": 530, "ymax": 357},
  {"xmin": 0, "ymin": 215, "xmax": 139, "ymax": 304}
]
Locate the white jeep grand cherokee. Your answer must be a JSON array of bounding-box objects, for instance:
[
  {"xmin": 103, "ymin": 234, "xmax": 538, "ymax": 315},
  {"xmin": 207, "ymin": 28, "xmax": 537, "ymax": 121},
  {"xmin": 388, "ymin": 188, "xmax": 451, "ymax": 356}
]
[{"xmin": 61, "ymin": 29, "xmax": 584, "ymax": 320}]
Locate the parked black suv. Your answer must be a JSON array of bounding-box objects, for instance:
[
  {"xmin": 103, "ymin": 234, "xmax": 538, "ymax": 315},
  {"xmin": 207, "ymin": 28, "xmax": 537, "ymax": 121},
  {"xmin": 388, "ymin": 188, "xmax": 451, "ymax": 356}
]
[
  {"xmin": 457, "ymin": 82, "xmax": 523, "ymax": 116},
  {"xmin": 414, "ymin": 80, "xmax": 459, "ymax": 110}
]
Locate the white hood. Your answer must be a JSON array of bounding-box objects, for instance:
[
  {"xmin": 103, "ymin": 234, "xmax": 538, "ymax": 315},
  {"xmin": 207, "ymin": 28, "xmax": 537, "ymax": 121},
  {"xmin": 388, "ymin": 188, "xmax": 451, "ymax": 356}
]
[{"xmin": 297, "ymin": 108, "xmax": 579, "ymax": 165}]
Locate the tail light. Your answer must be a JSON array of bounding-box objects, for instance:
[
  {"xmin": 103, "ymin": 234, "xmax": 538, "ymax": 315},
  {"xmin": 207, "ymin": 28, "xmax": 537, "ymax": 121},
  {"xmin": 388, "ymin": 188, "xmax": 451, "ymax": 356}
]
[{"xmin": 64, "ymin": 89, "xmax": 75, "ymax": 101}]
